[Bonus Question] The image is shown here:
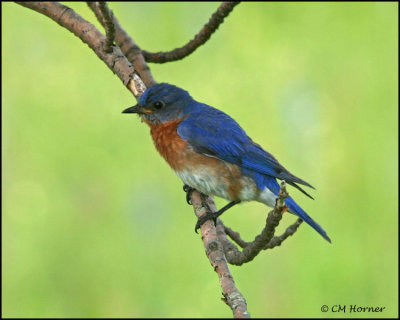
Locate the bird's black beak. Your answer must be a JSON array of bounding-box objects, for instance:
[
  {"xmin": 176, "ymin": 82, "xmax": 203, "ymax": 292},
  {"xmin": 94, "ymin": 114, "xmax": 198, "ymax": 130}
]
[{"xmin": 122, "ymin": 104, "xmax": 141, "ymax": 114}]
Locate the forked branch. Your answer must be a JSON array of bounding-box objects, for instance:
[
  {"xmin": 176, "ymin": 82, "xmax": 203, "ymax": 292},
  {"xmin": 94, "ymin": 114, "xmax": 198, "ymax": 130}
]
[
  {"xmin": 215, "ymin": 181, "xmax": 302, "ymax": 266},
  {"xmin": 14, "ymin": 2, "xmax": 298, "ymax": 318},
  {"xmin": 224, "ymin": 218, "xmax": 303, "ymax": 250}
]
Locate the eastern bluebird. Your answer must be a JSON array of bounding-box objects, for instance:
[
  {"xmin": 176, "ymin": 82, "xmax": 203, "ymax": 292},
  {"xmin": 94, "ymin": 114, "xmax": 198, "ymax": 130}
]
[{"xmin": 123, "ymin": 83, "xmax": 331, "ymax": 242}]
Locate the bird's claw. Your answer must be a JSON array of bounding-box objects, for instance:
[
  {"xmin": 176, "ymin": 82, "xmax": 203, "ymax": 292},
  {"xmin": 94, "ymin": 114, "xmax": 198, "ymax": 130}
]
[
  {"xmin": 183, "ymin": 184, "xmax": 194, "ymax": 205},
  {"xmin": 194, "ymin": 212, "xmax": 218, "ymax": 233},
  {"xmin": 182, "ymin": 184, "xmax": 218, "ymax": 232}
]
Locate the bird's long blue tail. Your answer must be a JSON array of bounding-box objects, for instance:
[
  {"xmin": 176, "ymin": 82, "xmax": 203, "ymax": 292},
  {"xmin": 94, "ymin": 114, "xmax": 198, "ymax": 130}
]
[
  {"xmin": 284, "ymin": 197, "xmax": 331, "ymax": 243},
  {"xmin": 263, "ymin": 176, "xmax": 331, "ymax": 242}
]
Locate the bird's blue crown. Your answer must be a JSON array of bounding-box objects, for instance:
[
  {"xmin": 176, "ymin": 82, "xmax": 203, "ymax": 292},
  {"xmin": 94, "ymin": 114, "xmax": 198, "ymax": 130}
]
[{"xmin": 138, "ymin": 83, "xmax": 192, "ymax": 107}]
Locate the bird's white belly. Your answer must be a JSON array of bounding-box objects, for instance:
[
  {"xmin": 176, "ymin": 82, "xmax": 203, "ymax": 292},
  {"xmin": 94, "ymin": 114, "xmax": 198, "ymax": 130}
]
[
  {"xmin": 175, "ymin": 166, "xmax": 277, "ymax": 207},
  {"xmin": 176, "ymin": 167, "xmax": 232, "ymax": 200}
]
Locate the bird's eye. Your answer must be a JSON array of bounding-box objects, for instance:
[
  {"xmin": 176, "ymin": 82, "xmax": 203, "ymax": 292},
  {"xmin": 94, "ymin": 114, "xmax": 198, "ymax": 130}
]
[{"xmin": 153, "ymin": 101, "xmax": 165, "ymax": 109}]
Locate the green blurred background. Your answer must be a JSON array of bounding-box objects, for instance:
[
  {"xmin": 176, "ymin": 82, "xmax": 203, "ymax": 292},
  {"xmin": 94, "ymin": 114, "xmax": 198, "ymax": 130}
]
[{"xmin": 2, "ymin": 2, "xmax": 398, "ymax": 318}]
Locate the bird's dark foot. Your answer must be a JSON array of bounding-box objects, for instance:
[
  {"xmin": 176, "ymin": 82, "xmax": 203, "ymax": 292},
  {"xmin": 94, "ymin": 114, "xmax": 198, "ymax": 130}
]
[
  {"xmin": 183, "ymin": 184, "xmax": 195, "ymax": 205},
  {"xmin": 194, "ymin": 211, "xmax": 219, "ymax": 233},
  {"xmin": 194, "ymin": 200, "xmax": 241, "ymax": 233}
]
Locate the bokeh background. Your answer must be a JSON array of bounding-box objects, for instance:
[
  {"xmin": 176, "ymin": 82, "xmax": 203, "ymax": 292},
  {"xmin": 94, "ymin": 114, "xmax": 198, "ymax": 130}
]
[{"xmin": 2, "ymin": 2, "xmax": 398, "ymax": 318}]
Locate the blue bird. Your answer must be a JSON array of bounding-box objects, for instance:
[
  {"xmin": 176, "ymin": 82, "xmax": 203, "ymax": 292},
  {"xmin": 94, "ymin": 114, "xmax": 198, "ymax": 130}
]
[{"xmin": 123, "ymin": 83, "xmax": 331, "ymax": 242}]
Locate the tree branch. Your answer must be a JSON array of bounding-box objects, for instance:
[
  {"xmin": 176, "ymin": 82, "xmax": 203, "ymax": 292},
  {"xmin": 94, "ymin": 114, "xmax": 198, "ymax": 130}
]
[
  {"xmin": 142, "ymin": 1, "xmax": 240, "ymax": 63},
  {"xmin": 16, "ymin": 1, "xmax": 146, "ymax": 98},
  {"xmin": 16, "ymin": 2, "xmax": 245, "ymax": 316},
  {"xmin": 190, "ymin": 191, "xmax": 250, "ymax": 318},
  {"xmin": 87, "ymin": 1, "xmax": 156, "ymax": 87}
]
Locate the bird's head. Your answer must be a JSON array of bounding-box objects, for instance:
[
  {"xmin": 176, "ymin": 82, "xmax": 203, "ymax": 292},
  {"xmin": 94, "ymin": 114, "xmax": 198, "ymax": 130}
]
[{"xmin": 122, "ymin": 83, "xmax": 194, "ymax": 125}]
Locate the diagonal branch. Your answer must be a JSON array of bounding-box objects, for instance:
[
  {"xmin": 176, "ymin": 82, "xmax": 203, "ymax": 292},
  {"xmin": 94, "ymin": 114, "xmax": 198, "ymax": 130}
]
[
  {"xmin": 190, "ymin": 191, "xmax": 250, "ymax": 318},
  {"xmin": 16, "ymin": 1, "xmax": 146, "ymax": 98},
  {"xmin": 142, "ymin": 1, "xmax": 240, "ymax": 63}
]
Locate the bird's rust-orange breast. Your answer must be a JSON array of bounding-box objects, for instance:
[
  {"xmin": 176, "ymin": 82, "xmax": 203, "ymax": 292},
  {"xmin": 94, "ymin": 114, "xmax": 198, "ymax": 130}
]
[{"xmin": 146, "ymin": 118, "xmax": 189, "ymax": 171}]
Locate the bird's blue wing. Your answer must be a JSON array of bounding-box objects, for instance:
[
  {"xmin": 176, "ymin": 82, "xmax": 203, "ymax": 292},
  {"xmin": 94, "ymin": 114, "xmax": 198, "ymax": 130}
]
[
  {"xmin": 177, "ymin": 104, "xmax": 314, "ymax": 196},
  {"xmin": 178, "ymin": 106, "xmax": 250, "ymax": 163}
]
